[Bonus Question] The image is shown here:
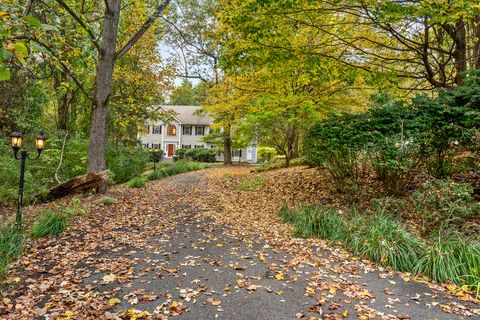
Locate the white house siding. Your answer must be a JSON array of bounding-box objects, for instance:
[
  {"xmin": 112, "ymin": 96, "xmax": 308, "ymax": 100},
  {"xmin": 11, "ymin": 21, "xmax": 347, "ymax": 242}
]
[{"xmin": 180, "ymin": 125, "xmax": 210, "ymax": 149}]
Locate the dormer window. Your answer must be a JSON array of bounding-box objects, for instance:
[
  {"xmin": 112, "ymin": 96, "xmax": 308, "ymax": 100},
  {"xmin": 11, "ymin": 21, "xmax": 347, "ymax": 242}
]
[{"xmin": 167, "ymin": 124, "xmax": 177, "ymax": 136}]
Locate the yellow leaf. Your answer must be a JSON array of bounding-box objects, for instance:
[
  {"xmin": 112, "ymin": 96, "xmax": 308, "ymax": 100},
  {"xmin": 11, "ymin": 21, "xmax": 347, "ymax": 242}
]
[
  {"xmin": 102, "ymin": 273, "xmax": 116, "ymax": 284},
  {"xmin": 216, "ymin": 243, "xmax": 224, "ymax": 247},
  {"xmin": 342, "ymin": 310, "xmax": 349, "ymax": 318},
  {"xmin": 329, "ymin": 288, "xmax": 336, "ymax": 294},
  {"xmin": 276, "ymin": 290, "xmax": 284, "ymax": 295},
  {"xmin": 108, "ymin": 297, "xmax": 121, "ymax": 306},
  {"xmin": 275, "ymin": 273, "xmax": 285, "ymax": 280}
]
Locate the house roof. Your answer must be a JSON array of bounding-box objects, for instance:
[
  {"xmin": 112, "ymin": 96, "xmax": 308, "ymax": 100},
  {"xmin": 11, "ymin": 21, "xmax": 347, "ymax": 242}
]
[{"xmin": 160, "ymin": 105, "xmax": 213, "ymax": 125}]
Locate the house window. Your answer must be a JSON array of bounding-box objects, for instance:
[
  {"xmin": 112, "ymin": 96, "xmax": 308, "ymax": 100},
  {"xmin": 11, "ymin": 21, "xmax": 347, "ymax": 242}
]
[
  {"xmin": 182, "ymin": 144, "xmax": 192, "ymax": 149},
  {"xmin": 153, "ymin": 125, "xmax": 162, "ymax": 134},
  {"xmin": 151, "ymin": 143, "xmax": 160, "ymax": 149},
  {"xmin": 143, "ymin": 125, "xmax": 150, "ymax": 134},
  {"xmin": 195, "ymin": 126, "xmax": 204, "ymax": 135},
  {"xmin": 183, "ymin": 126, "xmax": 192, "ymax": 135},
  {"xmin": 194, "ymin": 145, "xmax": 204, "ymax": 148},
  {"xmin": 143, "ymin": 143, "xmax": 149, "ymax": 148},
  {"xmin": 167, "ymin": 124, "xmax": 177, "ymax": 136}
]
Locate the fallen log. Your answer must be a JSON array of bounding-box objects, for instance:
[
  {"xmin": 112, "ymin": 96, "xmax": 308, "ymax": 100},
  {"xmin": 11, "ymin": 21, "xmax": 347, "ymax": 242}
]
[{"xmin": 47, "ymin": 171, "xmax": 108, "ymax": 200}]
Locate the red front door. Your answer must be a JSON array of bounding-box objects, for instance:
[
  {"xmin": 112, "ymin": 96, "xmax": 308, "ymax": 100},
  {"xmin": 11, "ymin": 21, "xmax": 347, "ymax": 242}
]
[{"xmin": 167, "ymin": 144, "xmax": 175, "ymax": 157}]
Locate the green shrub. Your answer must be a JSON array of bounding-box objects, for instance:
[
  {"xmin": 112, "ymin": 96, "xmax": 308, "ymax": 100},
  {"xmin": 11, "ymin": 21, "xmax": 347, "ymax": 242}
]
[
  {"xmin": 257, "ymin": 146, "xmax": 277, "ymax": 163},
  {"xmin": 305, "ymin": 112, "xmax": 370, "ymax": 195},
  {"xmin": 238, "ymin": 177, "xmax": 267, "ymax": 191},
  {"xmin": 0, "ymin": 224, "xmax": 25, "ymax": 277},
  {"xmin": 292, "ymin": 206, "xmax": 347, "ymax": 241},
  {"xmin": 173, "ymin": 148, "xmax": 188, "ymax": 161},
  {"xmin": 98, "ymin": 196, "xmax": 117, "ymax": 206},
  {"xmin": 345, "ymin": 213, "xmax": 425, "ymax": 272},
  {"xmin": 411, "ymin": 179, "xmax": 480, "ymax": 234},
  {"xmin": 174, "ymin": 148, "xmax": 216, "ymax": 162},
  {"xmin": 414, "ymin": 233, "xmax": 480, "ymax": 284},
  {"xmin": 107, "ymin": 145, "xmax": 149, "ymax": 183},
  {"xmin": 30, "ymin": 209, "xmax": 69, "ymax": 238},
  {"xmin": 369, "ymin": 139, "xmax": 420, "ymax": 196},
  {"xmin": 128, "ymin": 177, "xmax": 147, "ymax": 188},
  {"xmin": 148, "ymin": 168, "xmax": 169, "ymax": 180}
]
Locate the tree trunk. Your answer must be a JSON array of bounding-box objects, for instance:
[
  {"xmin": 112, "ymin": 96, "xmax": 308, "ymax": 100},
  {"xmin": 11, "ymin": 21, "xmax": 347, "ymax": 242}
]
[
  {"xmin": 474, "ymin": 18, "xmax": 480, "ymax": 69},
  {"xmin": 285, "ymin": 129, "xmax": 295, "ymax": 168},
  {"xmin": 223, "ymin": 129, "xmax": 232, "ymax": 165},
  {"xmin": 292, "ymin": 129, "xmax": 299, "ymax": 159},
  {"xmin": 87, "ymin": 0, "xmax": 120, "ymax": 187},
  {"xmin": 454, "ymin": 19, "xmax": 467, "ymax": 85}
]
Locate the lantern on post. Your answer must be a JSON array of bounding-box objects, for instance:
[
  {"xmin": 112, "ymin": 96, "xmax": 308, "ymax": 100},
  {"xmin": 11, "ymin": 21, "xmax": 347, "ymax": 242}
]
[{"xmin": 10, "ymin": 130, "xmax": 46, "ymax": 226}]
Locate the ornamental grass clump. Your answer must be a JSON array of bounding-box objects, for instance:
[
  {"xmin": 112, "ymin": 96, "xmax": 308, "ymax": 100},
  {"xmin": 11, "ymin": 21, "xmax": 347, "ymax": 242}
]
[
  {"xmin": 345, "ymin": 213, "xmax": 425, "ymax": 273},
  {"xmin": 0, "ymin": 223, "xmax": 25, "ymax": 277},
  {"xmin": 30, "ymin": 209, "xmax": 69, "ymax": 238},
  {"xmin": 292, "ymin": 206, "xmax": 347, "ymax": 241},
  {"xmin": 414, "ymin": 232, "xmax": 480, "ymax": 285},
  {"xmin": 148, "ymin": 168, "xmax": 169, "ymax": 180}
]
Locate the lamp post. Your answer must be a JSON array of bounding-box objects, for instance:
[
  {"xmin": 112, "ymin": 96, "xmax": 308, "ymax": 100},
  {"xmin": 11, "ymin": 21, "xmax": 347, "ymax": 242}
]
[
  {"xmin": 149, "ymin": 148, "xmax": 162, "ymax": 171},
  {"xmin": 10, "ymin": 130, "xmax": 46, "ymax": 226}
]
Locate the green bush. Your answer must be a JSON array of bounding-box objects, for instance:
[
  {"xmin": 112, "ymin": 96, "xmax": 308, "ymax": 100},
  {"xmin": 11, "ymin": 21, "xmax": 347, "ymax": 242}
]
[
  {"xmin": 107, "ymin": 145, "xmax": 149, "ymax": 183},
  {"xmin": 257, "ymin": 146, "xmax": 277, "ymax": 163},
  {"xmin": 291, "ymin": 206, "xmax": 347, "ymax": 241},
  {"xmin": 369, "ymin": 139, "xmax": 420, "ymax": 196},
  {"xmin": 30, "ymin": 209, "xmax": 69, "ymax": 238},
  {"xmin": 148, "ymin": 168, "xmax": 169, "ymax": 180},
  {"xmin": 305, "ymin": 112, "xmax": 370, "ymax": 195},
  {"xmin": 305, "ymin": 77, "xmax": 480, "ymax": 198},
  {"xmin": 345, "ymin": 213, "xmax": 425, "ymax": 272},
  {"xmin": 174, "ymin": 148, "xmax": 216, "ymax": 162},
  {"xmin": 411, "ymin": 179, "xmax": 480, "ymax": 234},
  {"xmin": 128, "ymin": 177, "xmax": 147, "ymax": 188},
  {"xmin": 414, "ymin": 233, "xmax": 480, "ymax": 284},
  {"xmin": 0, "ymin": 223, "xmax": 25, "ymax": 277}
]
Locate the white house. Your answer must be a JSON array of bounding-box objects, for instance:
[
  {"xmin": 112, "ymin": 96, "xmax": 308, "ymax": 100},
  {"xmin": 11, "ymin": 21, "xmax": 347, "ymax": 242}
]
[{"xmin": 139, "ymin": 105, "xmax": 257, "ymax": 163}]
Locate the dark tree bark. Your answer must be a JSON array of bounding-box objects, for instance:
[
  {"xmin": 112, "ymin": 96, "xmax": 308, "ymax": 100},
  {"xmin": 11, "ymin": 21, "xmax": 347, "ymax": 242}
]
[
  {"xmin": 223, "ymin": 126, "xmax": 232, "ymax": 165},
  {"xmin": 87, "ymin": 0, "xmax": 121, "ymax": 181},
  {"xmin": 454, "ymin": 20, "xmax": 467, "ymax": 85},
  {"xmin": 86, "ymin": 0, "xmax": 171, "ymax": 190},
  {"xmin": 474, "ymin": 18, "xmax": 480, "ymax": 69}
]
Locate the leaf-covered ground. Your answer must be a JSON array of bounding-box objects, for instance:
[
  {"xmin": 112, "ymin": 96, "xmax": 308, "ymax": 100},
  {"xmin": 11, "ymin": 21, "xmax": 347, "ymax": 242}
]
[{"xmin": 1, "ymin": 166, "xmax": 479, "ymax": 319}]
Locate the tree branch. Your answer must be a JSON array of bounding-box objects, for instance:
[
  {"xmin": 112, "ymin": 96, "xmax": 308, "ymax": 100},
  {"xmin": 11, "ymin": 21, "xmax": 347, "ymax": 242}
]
[
  {"xmin": 54, "ymin": 0, "xmax": 101, "ymax": 52},
  {"xmin": 115, "ymin": 0, "xmax": 171, "ymax": 60}
]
